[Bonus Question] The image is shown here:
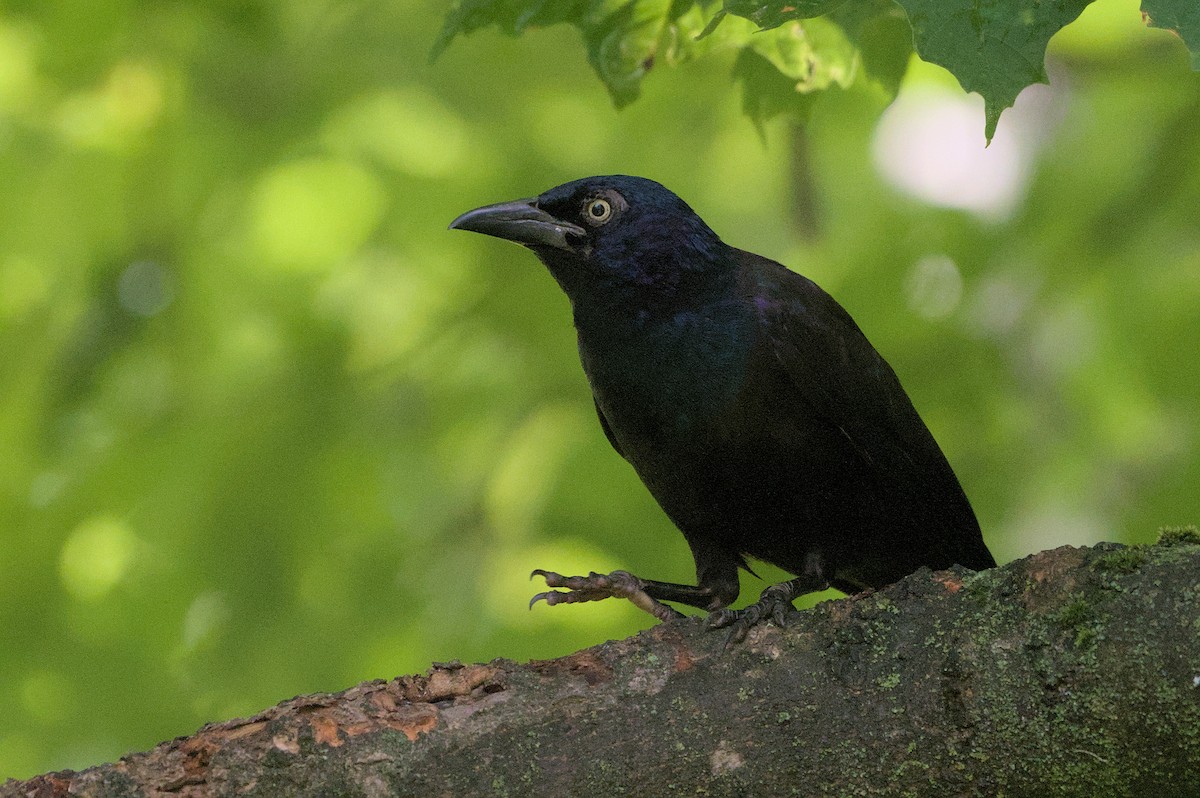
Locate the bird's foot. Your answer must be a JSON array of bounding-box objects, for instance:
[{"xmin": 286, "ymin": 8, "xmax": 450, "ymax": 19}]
[
  {"xmin": 705, "ymin": 581, "xmax": 802, "ymax": 649},
  {"xmin": 530, "ymin": 569, "xmax": 685, "ymax": 623}
]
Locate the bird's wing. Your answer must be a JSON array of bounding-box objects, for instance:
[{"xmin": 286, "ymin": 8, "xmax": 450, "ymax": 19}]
[
  {"xmin": 736, "ymin": 248, "xmax": 947, "ymax": 481},
  {"xmin": 593, "ymin": 398, "xmax": 625, "ymax": 459},
  {"xmin": 737, "ymin": 248, "xmax": 991, "ymax": 573}
]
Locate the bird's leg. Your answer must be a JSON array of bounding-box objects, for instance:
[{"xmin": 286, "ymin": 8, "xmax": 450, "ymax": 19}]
[
  {"xmin": 706, "ymin": 551, "xmax": 830, "ymax": 648},
  {"xmin": 530, "ymin": 570, "xmax": 687, "ymax": 622},
  {"xmin": 640, "ymin": 579, "xmax": 731, "ymax": 610}
]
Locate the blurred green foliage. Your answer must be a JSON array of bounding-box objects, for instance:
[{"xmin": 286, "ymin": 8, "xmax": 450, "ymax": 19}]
[{"xmin": 0, "ymin": 0, "xmax": 1197, "ymax": 782}]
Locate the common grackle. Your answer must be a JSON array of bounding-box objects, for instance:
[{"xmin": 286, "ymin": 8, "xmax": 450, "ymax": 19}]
[{"xmin": 450, "ymin": 176, "xmax": 995, "ymax": 644}]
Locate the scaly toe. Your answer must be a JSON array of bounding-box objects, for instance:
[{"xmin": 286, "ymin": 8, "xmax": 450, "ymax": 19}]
[
  {"xmin": 705, "ymin": 608, "xmax": 739, "ymax": 630},
  {"xmin": 529, "ymin": 568, "xmax": 683, "ymax": 622}
]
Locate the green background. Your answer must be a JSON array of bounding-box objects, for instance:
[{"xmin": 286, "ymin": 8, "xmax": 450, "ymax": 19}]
[{"xmin": 1, "ymin": 0, "xmax": 1196, "ymax": 781}]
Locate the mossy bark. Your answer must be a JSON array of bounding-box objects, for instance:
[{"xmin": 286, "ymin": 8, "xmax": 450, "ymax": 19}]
[{"xmin": 6, "ymin": 537, "xmax": 1200, "ymax": 798}]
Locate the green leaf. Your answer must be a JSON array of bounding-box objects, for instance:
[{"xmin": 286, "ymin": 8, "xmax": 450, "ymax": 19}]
[
  {"xmin": 432, "ymin": 0, "xmax": 587, "ymax": 59},
  {"xmin": 731, "ymin": 30, "xmax": 824, "ymax": 127},
  {"xmin": 435, "ymin": 0, "xmax": 724, "ymax": 106},
  {"xmin": 1141, "ymin": 0, "xmax": 1200, "ymax": 69},
  {"xmin": 831, "ymin": 0, "xmax": 912, "ymax": 96},
  {"xmin": 732, "ymin": 5, "xmax": 911, "ymax": 129},
  {"xmin": 435, "ymin": 0, "xmax": 909, "ymax": 117},
  {"xmin": 721, "ymin": 0, "xmax": 848, "ymax": 31},
  {"xmin": 892, "ymin": 0, "xmax": 1096, "ymax": 142},
  {"xmin": 584, "ymin": 0, "xmax": 707, "ymax": 106},
  {"xmin": 436, "ymin": 0, "xmax": 1193, "ymax": 139},
  {"xmin": 747, "ymin": 18, "xmax": 859, "ymax": 92}
]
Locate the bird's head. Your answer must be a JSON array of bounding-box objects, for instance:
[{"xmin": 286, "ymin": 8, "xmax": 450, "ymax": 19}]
[{"xmin": 450, "ymin": 176, "xmax": 724, "ymax": 297}]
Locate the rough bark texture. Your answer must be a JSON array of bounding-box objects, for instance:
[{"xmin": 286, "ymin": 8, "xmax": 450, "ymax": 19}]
[{"xmin": 6, "ymin": 534, "xmax": 1200, "ymax": 798}]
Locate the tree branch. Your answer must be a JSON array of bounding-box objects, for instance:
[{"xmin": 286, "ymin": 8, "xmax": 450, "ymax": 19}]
[{"xmin": 6, "ymin": 534, "xmax": 1200, "ymax": 797}]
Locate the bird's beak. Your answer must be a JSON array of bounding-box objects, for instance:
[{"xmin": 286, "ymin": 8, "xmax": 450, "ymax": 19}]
[{"xmin": 449, "ymin": 199, "xmax": 585, "ymax": 252}]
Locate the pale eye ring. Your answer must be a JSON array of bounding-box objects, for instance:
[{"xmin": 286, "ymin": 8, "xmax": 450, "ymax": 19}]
[{"xmin": 584, "ymin": 198, "xmax": 612, "ymax": 225}]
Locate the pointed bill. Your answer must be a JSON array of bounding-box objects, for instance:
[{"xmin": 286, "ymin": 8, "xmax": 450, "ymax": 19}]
[{"xmin": 449, "ymin": 199, "xmax": 585, "ymax": 252}]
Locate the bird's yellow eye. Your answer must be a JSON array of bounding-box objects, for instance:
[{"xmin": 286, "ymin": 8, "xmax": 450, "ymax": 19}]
[{"xmin": 584, "ymin": 198, "xmax": 612, "ymax": 225}]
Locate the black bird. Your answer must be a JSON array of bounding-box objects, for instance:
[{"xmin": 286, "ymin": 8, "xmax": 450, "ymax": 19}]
[{"xmin": 450, "ymin": 176, "xmax": 994, "ymax": 643}]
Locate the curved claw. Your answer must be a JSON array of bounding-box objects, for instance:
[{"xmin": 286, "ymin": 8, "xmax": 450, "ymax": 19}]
[
  {"xmin": 527, "ymin": 568, "xmax": 685, "ymax": 623},
  {"xmin": 704, "ymin": 581, "xmax": 807, "ymax": 649},
  {"xmin": 705, "ymin": 608, "xmax": 739, "ymax": 630},
  {"xmin": 714, "ymin": 607, "xmax": 763, "ymax": 649},
  {"xmin": 723, "ymin": 624, "xmax": 750, "ymax": 650}
]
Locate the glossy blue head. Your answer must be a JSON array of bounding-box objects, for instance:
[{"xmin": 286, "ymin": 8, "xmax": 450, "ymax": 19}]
[{"xmin": 450, "ymin": 175, "xmax": 725, "ymax": 299}]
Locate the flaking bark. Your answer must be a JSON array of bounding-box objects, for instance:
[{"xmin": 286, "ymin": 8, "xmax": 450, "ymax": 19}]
[{"xmin": 6, "ymin": 534, "xmax": 1200, "ymax": 798}]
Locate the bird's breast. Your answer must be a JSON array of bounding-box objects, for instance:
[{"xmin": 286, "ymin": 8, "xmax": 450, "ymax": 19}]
[{"xmin": 576, "ymin": 302, "xmax": 754, "ymax": 450}]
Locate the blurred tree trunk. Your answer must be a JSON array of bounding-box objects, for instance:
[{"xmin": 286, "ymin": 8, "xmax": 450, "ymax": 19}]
[
  {"xmin": 789, "ymin": 124, "xmax": 822, "ymax": 241},
  {"xmin": 5, "ymin": 535, "xmax": 1199, "ymax": 798}
]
